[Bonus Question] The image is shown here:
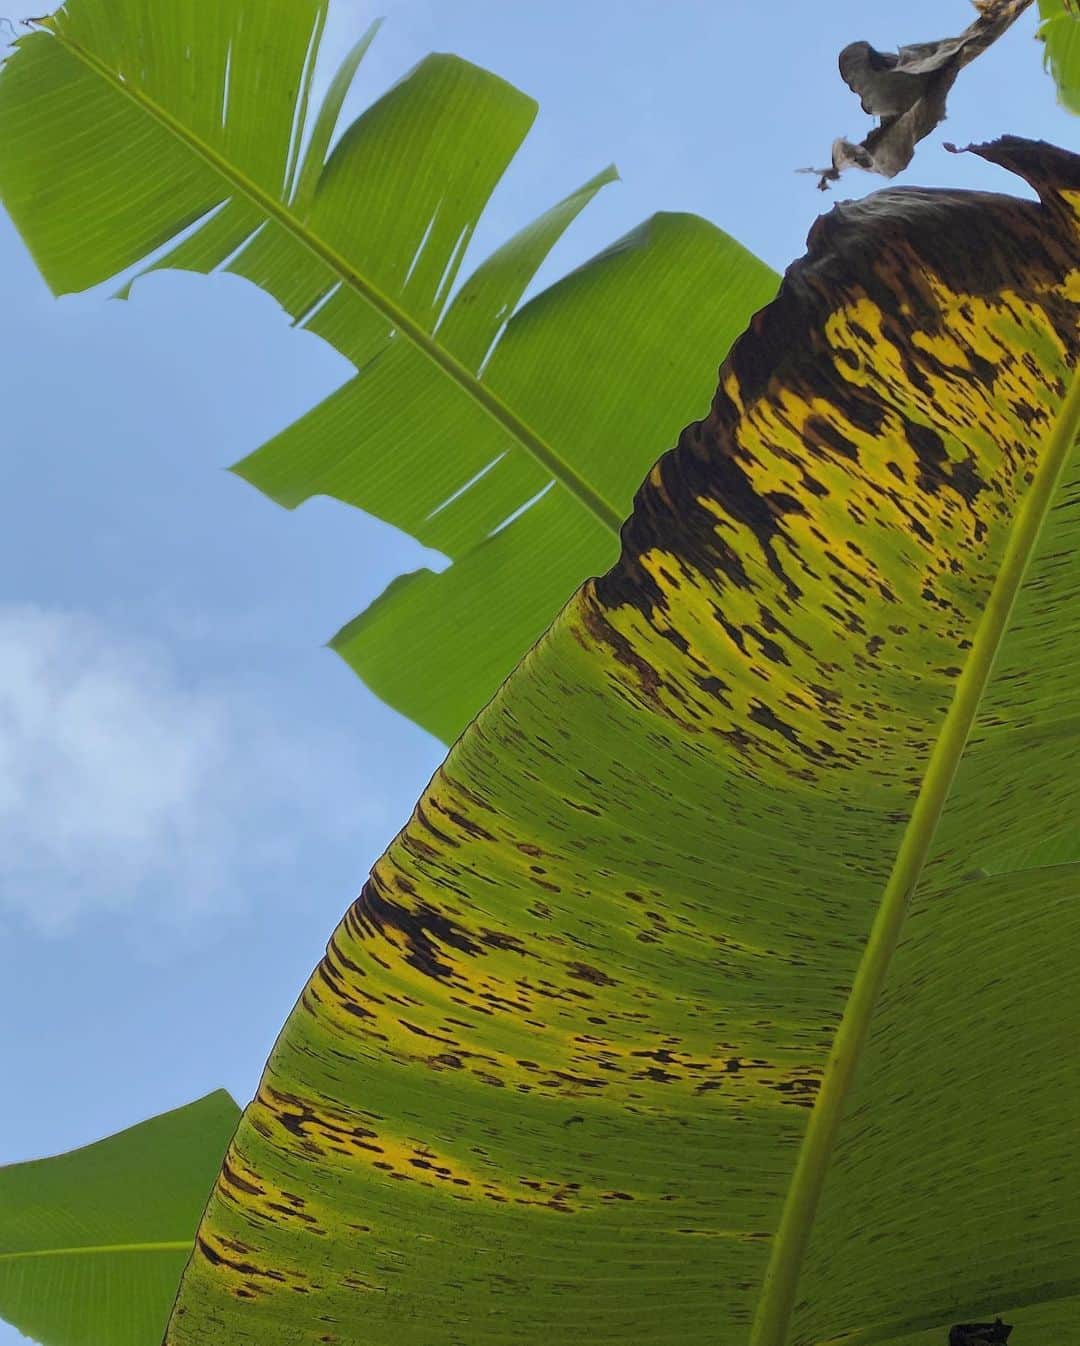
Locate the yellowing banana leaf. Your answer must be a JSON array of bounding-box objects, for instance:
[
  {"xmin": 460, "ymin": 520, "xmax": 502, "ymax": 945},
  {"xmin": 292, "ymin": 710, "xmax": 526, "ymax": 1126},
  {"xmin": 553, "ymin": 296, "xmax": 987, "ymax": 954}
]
[
  {"xmin": 0, "ymin": 0, "xmax": 777, "ymax": 743},
  {"xmin": 1039, "ymin": 0, "xmax": 1080, "ymax": 111},
  {"xmin": 164, "ymin": 137, "xmax": 1080, "ymax": 1346},
  {"xmin": 0, "ymin": 1092, "xmax": 239, "ymax": 1346}
]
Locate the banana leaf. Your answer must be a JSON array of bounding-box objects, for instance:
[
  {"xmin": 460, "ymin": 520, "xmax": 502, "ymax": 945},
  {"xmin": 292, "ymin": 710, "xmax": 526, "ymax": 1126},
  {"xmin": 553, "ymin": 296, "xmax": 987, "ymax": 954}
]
[
  {"xmin": 0, "ymin": 0, "xmax": 777, "ymax": 742},
  {"xmin": 1039, "ymin": 0, "xmax": 1080, "ymax": 111},
  {"xmin": 163, "ymin": 138, "xmax": 1080, "ymax": 1346},
  {"xmin": 0, "ymin": 1092, "xmax": 239, "ymax": 1346}
]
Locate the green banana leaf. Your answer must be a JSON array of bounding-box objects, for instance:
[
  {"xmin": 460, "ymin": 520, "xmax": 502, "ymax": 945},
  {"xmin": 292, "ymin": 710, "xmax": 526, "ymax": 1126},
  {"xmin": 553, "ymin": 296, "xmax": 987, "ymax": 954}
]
[
  {"xmin": 1039, "ymin": 0, "xmax": 1080, "ymax": 112},
  {"xmin": 0, "ymin": 0, "xmax": 777, "ymax": 743},
  {"xmin": 163, "ymin": 138, "xmax": 1080, "ymax": 1346},
  {"xmin": 0, "ymin": 1092, "xmax": 239, "ymax": 1346}
]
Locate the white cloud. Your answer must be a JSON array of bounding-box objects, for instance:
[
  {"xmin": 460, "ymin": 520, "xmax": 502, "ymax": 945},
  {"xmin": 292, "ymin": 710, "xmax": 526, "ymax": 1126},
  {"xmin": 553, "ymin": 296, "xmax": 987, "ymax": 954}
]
[{"xmin": 0, "ymin": 605, "xmax": 380, "ymax": 934}]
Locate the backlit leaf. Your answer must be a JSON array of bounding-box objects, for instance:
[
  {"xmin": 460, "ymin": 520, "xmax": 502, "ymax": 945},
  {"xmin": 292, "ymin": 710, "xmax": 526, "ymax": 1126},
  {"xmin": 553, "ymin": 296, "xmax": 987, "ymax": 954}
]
[
  {"xmin": 1039, "ymin": 0, "xmax": 1080, "ymax": 112},
  {"xmin": 0, "ymin": 1093, "xmax": 239, "ymax": 1346},
  {"xmin": 0, "ymin": 0, "xmax": 776, "ymax": 741},
  {"xmin": 165, "ymin": 139, "xmax": 1080, "ymax": 1346}
]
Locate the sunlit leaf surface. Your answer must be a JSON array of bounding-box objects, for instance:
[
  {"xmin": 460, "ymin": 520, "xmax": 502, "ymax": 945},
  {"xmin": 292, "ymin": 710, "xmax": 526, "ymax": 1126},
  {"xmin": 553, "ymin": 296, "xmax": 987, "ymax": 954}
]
[{"xmin": 165, "ymin": 140, "xmax": 1080, "ymax": 1346}]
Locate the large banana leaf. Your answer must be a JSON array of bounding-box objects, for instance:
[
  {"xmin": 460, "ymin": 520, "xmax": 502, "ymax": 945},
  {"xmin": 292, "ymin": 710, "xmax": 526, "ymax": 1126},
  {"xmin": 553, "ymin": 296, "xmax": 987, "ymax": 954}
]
[
  {"xmin": 1040, "ymin": 0, "xmax": 1080, "ymax": 111},
  {"xmin": 0, "ymin": 1092, "xmax": 239, "ymax": 1346},
  {"xmin": 164, "ymin": 138, "xmax": 1080, "ymax": 1345},
  {"xmin": 0, "ymin": 0, "xmax": 777, "ymax": 743}
]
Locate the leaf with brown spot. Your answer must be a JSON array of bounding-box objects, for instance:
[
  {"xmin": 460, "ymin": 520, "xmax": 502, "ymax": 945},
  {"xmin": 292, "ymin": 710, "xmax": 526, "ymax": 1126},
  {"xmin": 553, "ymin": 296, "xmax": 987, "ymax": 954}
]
[{"xmin": 157, "ymin": 137, "xmax": 1080, "ymax": 1346}]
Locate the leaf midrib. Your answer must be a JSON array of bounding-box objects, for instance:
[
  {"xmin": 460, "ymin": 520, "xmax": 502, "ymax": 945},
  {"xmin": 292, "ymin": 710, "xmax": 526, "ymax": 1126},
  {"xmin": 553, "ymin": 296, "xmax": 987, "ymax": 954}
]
[
  {"xmin": 751, "ymin": 360, "xmax": 1080, "ymax": 1346},
  {"xmin": 0, "ymin": 1241, "xmax": 191, "ymax": 1262},
  {"xmin": 33, "ymin": 18, "xmax": 624, "ymax": 536}
]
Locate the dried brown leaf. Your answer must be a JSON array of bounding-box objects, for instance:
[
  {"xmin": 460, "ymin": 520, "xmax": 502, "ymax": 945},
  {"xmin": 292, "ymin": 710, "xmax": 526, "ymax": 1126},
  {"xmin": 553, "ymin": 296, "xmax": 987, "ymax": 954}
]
[{"xmin": 810, "ymin": 0, "xmax": 1035, "ymax": 189}]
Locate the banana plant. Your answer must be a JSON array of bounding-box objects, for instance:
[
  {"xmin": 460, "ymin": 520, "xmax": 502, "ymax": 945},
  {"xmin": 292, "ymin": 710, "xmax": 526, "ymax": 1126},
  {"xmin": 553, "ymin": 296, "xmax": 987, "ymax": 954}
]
[
  {"xmin": 3, "ymin": 0, "xmax": 1073, "ymax": 743},
  {"xmin": 2, "ymin": 5, "xmax": 1079, "ymax": 1346},
  {"xmin": 154, "ymin": 137, "xmax": 1079, "ymax": 1346},
  {"xmin": 0, "ymin": 0, "xmax": 776, "ymax": 744}
]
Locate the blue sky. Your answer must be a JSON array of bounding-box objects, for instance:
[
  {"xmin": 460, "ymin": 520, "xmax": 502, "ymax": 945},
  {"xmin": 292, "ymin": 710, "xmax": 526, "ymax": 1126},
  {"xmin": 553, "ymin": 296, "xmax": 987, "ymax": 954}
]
[{"xmin": 0, "ymin": 2, "xmax": 1074, "ymax": 1333}]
